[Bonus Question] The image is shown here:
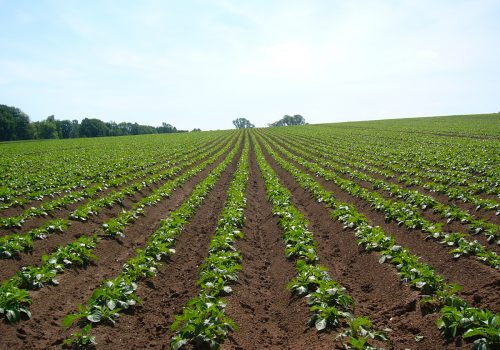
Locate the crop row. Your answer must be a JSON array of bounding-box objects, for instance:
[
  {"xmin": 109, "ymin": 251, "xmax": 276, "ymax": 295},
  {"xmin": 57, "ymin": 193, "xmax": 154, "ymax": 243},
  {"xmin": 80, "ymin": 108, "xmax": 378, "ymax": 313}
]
[
  {"xmin": 311, "ymin": 125, "xmax": 500, "ymax": 195},
  {"xmin": 0, "ymin": 133, "xmax": 241, "ymax": 324},
  {"xmin": 0, "ymin": 133, "xmax": 226, "ymax": 208},
  {"xmin": 0, "ymin": 135, "xmax": 234, "ymax": 258},
  {"xmin": 170, "ymin": 137, "xmax": 249, "ymax": 349},
  {"xmin": 275, "ymin": 129, "xmax": 499, "ymax": 212},
  {"xmin": 62, "ymin": 133, "xmax": 242, "ymax": 348},
  {"xmin": 0, "ymin": 135, "xmax": 224, "ymax": 228},
  {"xmin": 256, "ymin": 134, "xmax": 499, "ymax": 349},
  {"xmin": 270, "ymin": 132, "xmax": 499, "ymax": 242},
  {"xmin": 260, "ymin": 133, "xmax": 500, "ymax": 269},
  {"xmin": 253, "ymin": 136, "xmax": 389, "ymax": 349}
]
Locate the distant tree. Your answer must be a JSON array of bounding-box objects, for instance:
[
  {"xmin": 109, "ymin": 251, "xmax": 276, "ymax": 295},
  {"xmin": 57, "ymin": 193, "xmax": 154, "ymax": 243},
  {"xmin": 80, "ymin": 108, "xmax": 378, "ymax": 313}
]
[
  {"xmin": 136, "ymin": 124, "xmax": 157, "ymax": 135},
  {"xmin": 80, "ymin": 118, "xmax": 108, "ymax": 137},
  {"xmin": 69, "ymin": 120, "xmax": 80, "ymax": 138},
  {"xmin": 32, "ymin": 115, "xmax": 59, "ymax": 139},
  {"xmin": 157, "ymin": 122, "xmax": 177, "ymax": 134},
  {"xmin": 0, "ymin": 104, "xmax": 32, "ymax": 141},
  {"xmin": 0, "ymin": 110, "xmax": 15, "ymax": 141},
  {"xmin": 232, "ymin": 118, "xmax": 255, "ymax": 129},
  {"xmin": 0, "ymin": 105, "xmax": 184, "ymax": 141},
  {"xmin": 106, "ymin": 121, "xmax": 122, "ymax": 136},
  {"xmin": 269, "ymin": 114, "xmax": 306, "ymax": 127},
  {"xmin": 57, "ymin": 119, "xmax": 73, "ymax": 138},
  {"xmin": 129, "ymin": 122, "xmax": 139, "ymax": 135},
  {"xmin": 191, "ymin": 128, "xmax": 202, "ymax": 132}
]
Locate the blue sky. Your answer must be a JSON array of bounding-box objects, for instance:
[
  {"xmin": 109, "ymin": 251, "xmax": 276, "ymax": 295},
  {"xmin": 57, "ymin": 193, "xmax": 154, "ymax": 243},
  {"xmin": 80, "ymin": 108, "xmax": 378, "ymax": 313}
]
[{"xmin": 1, "ymin": 0, "xmax": 499, "ymax": 130}]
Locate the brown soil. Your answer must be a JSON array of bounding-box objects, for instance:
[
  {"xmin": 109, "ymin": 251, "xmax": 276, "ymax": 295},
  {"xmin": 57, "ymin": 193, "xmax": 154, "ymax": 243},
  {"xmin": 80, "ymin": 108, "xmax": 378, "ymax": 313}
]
[
  {"xmin": 0, "ymin": 140, "xmax": 233, "ymax": 281},
  {"xmin": 337, "ymin": 153, "xmax": 499, "ymax": 223},
  {"xmin": 259, "ymin": 139, "xmax": 474, "ymax": 350},
  {"xmin": 222, "ymin": 144, "xmax": 334, "ymax": 350},
  {"xmin": 261, "ymin": 140, "xmax": 500, "ymax": 315},
  {"xmin": 286, "ymin": 134, "xmax": 499, "ymax": 223},
  {"xmin": 0, "ymin": 138, "xmax": 227, "ymax": 237},
  {"xmin": 269, "ymin": 136, "xmax": 500, "ymax": 253},
  {"xmin": 83, "ymin": 140, "xmax": 242, "ymax": 349},
  {"xmin": 0, "ymin": 138, "xmax": 222, "ymax": 219},
  {"xmin": 0, "ymin": 135, "xmax": 497, "ymax": 350},
  {"xmin": 0, "ymin": 140, "xmax": 240, "ymax": 350}
]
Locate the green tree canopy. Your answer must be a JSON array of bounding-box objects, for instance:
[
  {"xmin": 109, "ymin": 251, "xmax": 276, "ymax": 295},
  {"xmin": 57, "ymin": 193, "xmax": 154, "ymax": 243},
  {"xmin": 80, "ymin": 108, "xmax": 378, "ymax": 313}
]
[
  {"xmin": 269, "ymin": 114, "xmax": 306, "ymax": 127},
  {"xmin": 80, "ymin": 118, "xmax": 109, "ymax": 137},
  {"xmin": 0, "ymin": 104, "xmax": 32, "ymax": 141},
  {"xmin": 232, "ymin": 118, "xmax": 255, "ymax": 129},
  {"xmin": 0, "ymin": 104, "xmax": 185, "ymax": 141},
  {"xmin": 32, "ymin": 115, "xmax": 59, "ymax": 139}
]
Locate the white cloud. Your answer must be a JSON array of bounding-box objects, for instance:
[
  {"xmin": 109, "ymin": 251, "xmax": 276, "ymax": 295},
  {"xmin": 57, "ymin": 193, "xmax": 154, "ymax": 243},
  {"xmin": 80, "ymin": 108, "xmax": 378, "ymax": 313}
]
[
  {"xmin": 1, "ymin": 0, "xmax": 499, "ymax": 128},
  {"xmin": 418, "ymin": 50, "xmax": 440, "ymax": 59}
]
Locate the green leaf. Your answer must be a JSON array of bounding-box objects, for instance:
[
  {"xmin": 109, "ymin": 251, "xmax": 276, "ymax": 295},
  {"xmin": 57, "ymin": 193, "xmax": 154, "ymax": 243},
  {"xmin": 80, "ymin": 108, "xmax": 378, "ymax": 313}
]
[
  {"xmin": 415, "ymin": 281, "xmax": 426, "ymax": 289},
  {"xmin": 106, "ymin": 299, "xmax": 116, "ymax": 310},
  {"xmin": 171, "ymin": 338, "xmax": 188, "ymax": 350},
  {"xmin": 463, "ymin": 328, "xmax": 486, "ymax": 338},
  {"xmin": 62, "ymin": 313, "xmax": 80, "ymax": 327},
  {"xmin": 6, "ymin": 309, "xmax": 19, "ymax": 322},
  {"xmin": 315, "ymin": 318, "xmax": 327, "ymax": 331},
  {"xmin": 87, "ymin": 311, "xmax": 102, "ymax": 323}
]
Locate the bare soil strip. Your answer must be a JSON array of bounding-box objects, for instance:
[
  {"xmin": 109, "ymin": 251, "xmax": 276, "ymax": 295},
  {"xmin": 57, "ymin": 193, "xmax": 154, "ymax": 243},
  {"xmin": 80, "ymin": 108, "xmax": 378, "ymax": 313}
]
[
  {"xmin": 270, "ymin": 136, "xmax": 499, "ymax": 253},
  {"xmin": 340, "ymin": 158, "xmax": 499, "ymax": 224},
  {"xmin": 84, "ymin": 141, "xmax": 243, "ymax": 349},
  {"xmin": 336, "ymin": 151, "xmax": 500, "ymax": 221},
  {"xmin": 259, "ymin": 140, "xmax": 473, "ymax": 350},
  {"xmin": 0, "ymin": 137, "xmax": 223, "ymax": 218},
  {"xmin": 0, "ymin": 140, "xmax": 234, "ymax": 281},
  {"xmin": 264, "ymin": 142, "xmax": 500, "ymax": 315},
  {"xmin": 287, "ymin": 134, "xmax": 498, "ymax": 223},
  {"xmin": 0, "ymin": 144, "xmax": 238, "ymax": 350},
  {"xmin": 0, "ymin": 137, "xmax": 229, "ymax": 237},
  {"xmin": 221, "ymin": 144, "xmax": 333, "ymax": 350}
]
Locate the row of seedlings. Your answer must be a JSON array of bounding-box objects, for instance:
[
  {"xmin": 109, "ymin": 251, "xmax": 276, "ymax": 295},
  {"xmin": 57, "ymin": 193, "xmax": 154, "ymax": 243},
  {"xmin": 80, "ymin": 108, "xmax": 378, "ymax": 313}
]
[
  {"xmin": 299, "ymin": 126, "xmax": 500, "ymax": 196},
  {"xmin": 0, "ymin": 134, "xmax": 227, "ymax": 228},
  {"xmin": 271, "ymin": 132, "xmax": 499, "ymax": 243},
  {"xmin": 253, "ymin": 137, "xmax": 388, "ymax": 349},
  {"xmin": 282, "ymin": 131, "xmax": 499, "ymax": 212},
  {"xmin": 0, "ymin": 132, "xmax": 224, "ymax": 209},
  {"xmin": 257, "ymin": 135, "xmax": 500, "ymax": 349},
  {"xmin": 0, "ymin": 135, "xmax": 234, "ymax": 258},
  {"xmin": 100, "ymin": 134, "xmax": 238, "ymax": 238},
  {"xmin": 69, "ymin": 135, "xmax": 230, "ymax": 222},
  {"xmin": 260, "ymin": 133, "xmax": 500, "ymax": 270},
  {"xmin": 170, "ymin": 138, "xmax": 249, "ymax": 349},
  {"xmin": 0, "ymin": 218, "xmax": 69, "ymax": 258},
  {"xmin": 62, "ymin": 135, "xmax": 243, "ymax": 348},
  {"xmin": 0, "ymin": 134, "xmax": 241, "ymax": 323}
]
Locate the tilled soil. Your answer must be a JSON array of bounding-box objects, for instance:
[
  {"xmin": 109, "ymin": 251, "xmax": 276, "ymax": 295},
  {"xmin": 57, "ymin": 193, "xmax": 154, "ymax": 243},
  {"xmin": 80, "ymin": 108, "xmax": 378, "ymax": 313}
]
[
  {"xmin": 222, "ymin": 145, "xmax": 333, "ymax": 350},
  {"xmin": 268, "ymin": 137, "xmax": 500, "ymax": 253},
  {"xmin": 0, "ymin": 141, "xmax": 232, "ymax": 281},
  {"xmin": 285, "ymin": 135, "xmax": 499, "ymax": 223},
  {"xmin": 261, "ymin": 140, "xmax": 500, "ymax": 314},
  {"xmin": 0, "ymin": 138, "xmax": 223, "ymax": 220},
  {"xmin": 0, "ymin": 142, "xmax": 239, "ymax": 350},
  {"xmin": 259, "ymin": 140, "xmax": 473, "ymax": 350},
  {"xmin": 80, "ymin": 142, "xmax": 243, "ymax": 349},
  {"xmin": 0, "ymin": 138, "xmax": 227, "ymax": 237},
  {"xmin": 0, "ymin": 137, "xmax": 498, "ymax": 350}
]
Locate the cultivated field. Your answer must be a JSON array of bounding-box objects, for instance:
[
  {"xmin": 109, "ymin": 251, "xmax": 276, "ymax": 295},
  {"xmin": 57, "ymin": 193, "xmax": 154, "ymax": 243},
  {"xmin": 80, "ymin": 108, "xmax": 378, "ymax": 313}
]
[{"xmin": 0, "ymin": 114, "xmax": 499, "ymax": 350}]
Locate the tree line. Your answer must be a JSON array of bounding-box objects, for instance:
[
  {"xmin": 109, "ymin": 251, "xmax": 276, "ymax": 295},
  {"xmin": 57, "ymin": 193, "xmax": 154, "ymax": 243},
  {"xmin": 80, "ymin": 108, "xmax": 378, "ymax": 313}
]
[
  {"xmin": 232, "ymin": 115, "xmax": 307, "ymax": 129},
  {"xmin": 0, "ymin": 104, "xmax": 186, "ymax": 141}
]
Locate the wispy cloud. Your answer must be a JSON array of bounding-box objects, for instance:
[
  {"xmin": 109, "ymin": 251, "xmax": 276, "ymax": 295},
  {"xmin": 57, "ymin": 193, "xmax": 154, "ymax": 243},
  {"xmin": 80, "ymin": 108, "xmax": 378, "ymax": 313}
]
[{"xmin": 0, "ymin": 0, "xmax": 499, "ymax": 129}]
